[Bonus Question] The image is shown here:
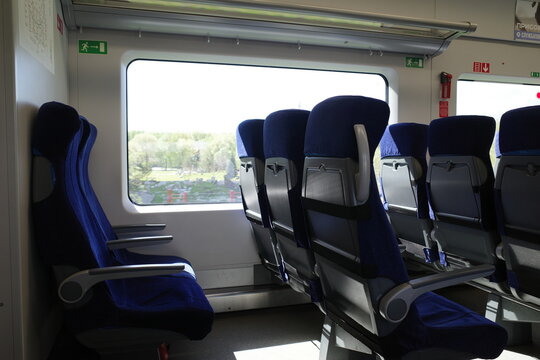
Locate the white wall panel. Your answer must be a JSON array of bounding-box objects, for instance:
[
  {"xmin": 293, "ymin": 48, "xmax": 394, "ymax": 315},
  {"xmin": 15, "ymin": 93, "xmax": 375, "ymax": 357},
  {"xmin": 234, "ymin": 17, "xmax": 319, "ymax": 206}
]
[
  {"xmin": 0, "ymin": 0, "xmax": 15, "ymax": 358},
  {"xmin": 69, "ymin": 28, "xmax": 430, "ymax": 288},
  {"xmin": 8, "ymin": 0, "xmax": 69, "ymax": 359}
]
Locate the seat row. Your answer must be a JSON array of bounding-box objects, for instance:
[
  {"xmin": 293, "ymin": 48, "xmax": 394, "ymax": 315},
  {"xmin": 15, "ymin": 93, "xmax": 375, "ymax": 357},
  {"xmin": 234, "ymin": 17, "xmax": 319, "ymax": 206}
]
[
  {"xmin": 236, "ymin": 96, "xmax": 508, "ymax": 360},
  {"xmin": 31, "ymin": 102, "xmax": 213, "ymax": 357},
  {"xmin": 379, "ymin": 106, "xmax": 540, "ymax": 307}
]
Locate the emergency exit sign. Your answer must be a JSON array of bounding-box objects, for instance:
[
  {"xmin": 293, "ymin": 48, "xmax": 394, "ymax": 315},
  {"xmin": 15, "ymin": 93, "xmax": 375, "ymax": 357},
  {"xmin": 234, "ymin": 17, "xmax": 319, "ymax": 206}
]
[
  {"xmin": 79, "ymin": 40, "xmax": 107, "ymax": 54},
  {"xmin": 405, "ymin": 57, "xmax": 424, "ymax": 68},
  {"xmin": 531, "ymin": 72, "xmax": 540, "ymax": 78}
]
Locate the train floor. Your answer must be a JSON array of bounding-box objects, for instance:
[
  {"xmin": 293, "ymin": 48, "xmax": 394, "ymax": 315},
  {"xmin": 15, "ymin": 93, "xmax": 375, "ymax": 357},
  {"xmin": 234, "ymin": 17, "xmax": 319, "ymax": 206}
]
[
  {"xmin": 171, "ymin": 286, "xmax": 540, "ymax": 360},
  {"xmin": 48, "ymin": 286, "xmax": 540, "ymax": 359}
]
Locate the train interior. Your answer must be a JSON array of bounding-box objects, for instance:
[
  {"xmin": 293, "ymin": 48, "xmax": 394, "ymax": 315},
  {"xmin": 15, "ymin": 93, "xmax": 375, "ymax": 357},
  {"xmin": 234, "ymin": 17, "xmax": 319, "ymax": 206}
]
[{"xmin": 2, "ymin": 0, "xmax": 540, "ymax": 359}]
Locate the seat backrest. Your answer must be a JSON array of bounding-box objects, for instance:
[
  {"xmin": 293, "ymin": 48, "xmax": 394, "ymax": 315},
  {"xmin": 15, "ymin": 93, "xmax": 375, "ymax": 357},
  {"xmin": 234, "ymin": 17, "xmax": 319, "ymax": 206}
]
[
  {"xmin": 496, "ymin": 105, "xmax": 540, "ymax": 301},
  {"xmin": 263, "ymin": 109, "xmax": 319, "ymax": 297},
  {"xmin": 236, "ymin": 119, "xmax": 282, "ymax": 276},
  {"xmin": 302, "ymin": 96, "xmax": 408, "ymax": 341},
  {"xmin": 427, "ymin": 115, "xmax": 499, "ymax": 267},
  {"xmin": 379, "ymin": 123, "xmax": 434, "ymax": 262},
  {"xmin": 78, "ymin": 117, "xmax": 118, "ymax": 242}
]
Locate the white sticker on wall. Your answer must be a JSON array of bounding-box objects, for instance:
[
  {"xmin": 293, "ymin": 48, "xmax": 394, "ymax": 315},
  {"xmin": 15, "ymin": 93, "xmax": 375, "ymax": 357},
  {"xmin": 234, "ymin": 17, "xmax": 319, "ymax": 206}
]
[{"xmin": 18, "ymin": 0, "xmax": 54, "ymax": 74}]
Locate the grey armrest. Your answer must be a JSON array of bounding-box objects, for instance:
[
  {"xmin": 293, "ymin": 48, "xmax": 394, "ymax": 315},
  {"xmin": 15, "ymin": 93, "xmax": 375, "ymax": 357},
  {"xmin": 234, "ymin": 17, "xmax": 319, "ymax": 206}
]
[
  {"xmin": 58, "ymin": 263, "xmax": 185, "ymax": 304},
  {"xmin": 112, "ymin": 223, "xmax": 166, "ymax": 234},
  {"xmin": 107, "ymin": 235, "xmax": 173, "ymax": 250},
  {"xmin": 354, "ymin": 124, "xmax": 370, "ymax": 204},
  {"xmin": 379, "ymin": 264, "xmax": 495, "ymax": 323}
]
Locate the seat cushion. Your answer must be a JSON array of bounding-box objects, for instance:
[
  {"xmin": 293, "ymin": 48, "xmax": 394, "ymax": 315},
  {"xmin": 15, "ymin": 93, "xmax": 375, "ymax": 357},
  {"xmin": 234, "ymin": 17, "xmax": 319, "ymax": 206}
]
[
  {"xmin": 116, "ymin": 274, "xmax": 214, "ymax": 340},
  {"xmin": 394, "ymin": 292, "xmax": 507, "ymax": 359}
]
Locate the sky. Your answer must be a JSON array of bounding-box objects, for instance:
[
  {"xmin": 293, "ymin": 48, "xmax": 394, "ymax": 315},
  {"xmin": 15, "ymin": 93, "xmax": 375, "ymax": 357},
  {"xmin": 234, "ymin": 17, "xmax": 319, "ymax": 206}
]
[
  {"xmin": 457, "ymin": 80, "xmax": 540, "ymax": 122},
  {"xmin": 127, "ymin": 60, "xmax": 387, "ymax": 133}
]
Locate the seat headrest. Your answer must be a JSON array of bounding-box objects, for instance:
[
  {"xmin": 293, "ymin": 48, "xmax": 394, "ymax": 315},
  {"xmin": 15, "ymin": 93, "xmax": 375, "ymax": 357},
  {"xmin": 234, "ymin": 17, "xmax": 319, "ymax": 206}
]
[
  {"xmin": 380, "ymin": 123, "xmax": 428, "ymax": 159},
  {"xmin": 32, "ymin": 102, "xmax": 82, "ymax": 159},
  {"xmin": 499, "ymin": 105, "xmax": 540, "ymax": 155},
  {"xmin": 264, "ymin": 109, "xmax": 310, "ymax": 162},
  {"xmin": 236, "ymin": 119, "xmax": 265, "ymax": 159},
  {"xmin": 428, "ymin": 115, "xmax": 494, "ymax": 157},
  {"xmin": 304, "ymin": 96, "xmax": 390, "ymax": 159}
]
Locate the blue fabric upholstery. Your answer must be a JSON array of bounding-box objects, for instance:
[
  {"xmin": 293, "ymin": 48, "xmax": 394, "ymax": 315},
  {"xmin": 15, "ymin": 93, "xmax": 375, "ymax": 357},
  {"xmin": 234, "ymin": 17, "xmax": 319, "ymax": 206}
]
[
  {"xmin": 236, "ymin": 119, "xmax": 265, "ymax": 159},
  {"xmin": 428, "ymin": 115, "xmax": 495, "ymax": 164},
  {"xmin": 304, "ymin": 95, "xmax": 390, "ymax": 159},
  {"xmin": 264, "ymin": 109, "xmax": 310, "ymax": 248},
  {"xmin": 32, "ymin": 102, "xmax": 213, "ymax": 341},
  {"xmin": 394, "ymin": 292, "xmax": 507, "ymax": 358},
  {"xmin": 380, "ymin": 123, "xmax": 429, "ymax": 219},
  {"xmin": 264, "ymin": 109, "xmax": 310, "ymax": 163},
  {"xmin": 304, "ymin": 97, "xmax": 506, "ymax": 358},
  {"xmin": 499, "ymin": 105, "xmax": 540, "ymax": 155},
  {"xmin": 380, "ymin": 123, "xmax": 428, "ymax": 159}
]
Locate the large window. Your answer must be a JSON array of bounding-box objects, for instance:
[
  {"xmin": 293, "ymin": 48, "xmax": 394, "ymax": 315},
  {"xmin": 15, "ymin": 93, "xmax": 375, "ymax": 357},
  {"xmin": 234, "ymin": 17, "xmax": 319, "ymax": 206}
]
[
  {"xmin": 457, "ymin": 79, "xmax": 540, "ymax": 160},
  {"xmin": 127, "ymin": 60, "xmax": 387, "ymax": 205}
]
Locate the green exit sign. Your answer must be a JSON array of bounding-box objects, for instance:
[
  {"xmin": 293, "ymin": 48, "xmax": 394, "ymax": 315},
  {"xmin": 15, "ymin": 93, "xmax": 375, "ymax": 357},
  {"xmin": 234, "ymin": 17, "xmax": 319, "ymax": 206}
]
[
  {"xmin": 405, "ymin": 57, "xmax": 424, "ymax": 68},
  {"xmin": 79, "ymin": 40, "xmax": 107, "ymax": 54},
  {"xmin": 531, "ymin": 72, "xmax": 540, "ymax": 78}
]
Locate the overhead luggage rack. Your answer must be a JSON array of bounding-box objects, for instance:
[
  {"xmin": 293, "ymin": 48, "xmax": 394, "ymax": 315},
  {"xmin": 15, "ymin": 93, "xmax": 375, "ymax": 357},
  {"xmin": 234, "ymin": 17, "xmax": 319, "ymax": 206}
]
[{"xmin": 61, "ymin": 0, "xmax": 476, "ymax": 56}]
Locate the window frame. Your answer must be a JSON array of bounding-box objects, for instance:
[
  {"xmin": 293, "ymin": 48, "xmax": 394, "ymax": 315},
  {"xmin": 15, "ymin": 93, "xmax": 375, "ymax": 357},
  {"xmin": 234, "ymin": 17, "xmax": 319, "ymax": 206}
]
[{"xmin": 124, "ymin": 55, "xmax": 392, "ymax": 211}]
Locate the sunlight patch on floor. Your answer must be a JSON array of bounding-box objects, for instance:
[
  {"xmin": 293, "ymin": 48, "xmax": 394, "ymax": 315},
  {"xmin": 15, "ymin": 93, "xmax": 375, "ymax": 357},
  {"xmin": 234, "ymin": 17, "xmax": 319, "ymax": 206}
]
[
  {"xmin": 488, "ymin": 349, "xmax": 539, "ymax": 360},
  {"xmin": 234, "ymin": 340, "xmax": 320, "ymax": 360},
  {"xmin": 232, "ymin": 340, "xmax": 539, "ymax": 360}
]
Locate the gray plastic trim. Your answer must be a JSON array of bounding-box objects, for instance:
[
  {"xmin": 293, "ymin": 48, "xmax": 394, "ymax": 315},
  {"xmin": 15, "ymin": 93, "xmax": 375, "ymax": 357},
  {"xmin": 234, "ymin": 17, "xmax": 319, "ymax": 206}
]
[
  {"xmin": 58, "ymin": 264, "xmax": 185, "ymax": 304},
  {"xmin": 112, "ymin": 223, "xmax": 166, "ymax": 234},
  {"xmin": 106, "ymin": 235, "xmax": 173, "ymax": 250},
  {"xmin": 428, "ymin": 155, "xmax": 488, "ymax": 187}
]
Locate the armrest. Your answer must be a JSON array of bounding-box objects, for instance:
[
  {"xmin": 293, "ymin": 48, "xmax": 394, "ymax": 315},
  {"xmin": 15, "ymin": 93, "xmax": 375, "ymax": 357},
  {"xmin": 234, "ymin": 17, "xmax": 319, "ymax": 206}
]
[
  {"xmin": 107, "ymin": 235, "xmax": 173, "ymax": 250},
  {"xmin": 112, "ymin": 223, "xmax": 166, "ymax": 234},
  {"xmin": 379, "ymin": 264, "xmax": 495, "ymax": 323},
  {"xmin": 354, "ymin": 124, "xmax": 370, "ymax": 204},
  {"xmin": 58, "ymin": 263, "xmax": 184, "ymax": 304}
]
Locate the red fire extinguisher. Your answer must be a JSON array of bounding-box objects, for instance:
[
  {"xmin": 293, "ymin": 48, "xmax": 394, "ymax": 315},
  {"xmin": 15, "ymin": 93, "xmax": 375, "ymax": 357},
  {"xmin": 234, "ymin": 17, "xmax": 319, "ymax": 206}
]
[
  {"xmin": 440, "ymin": 72, "xmax": 452, "ymax": 99},
  {"xmin": 439, "ymin": 72, "xmax": 452, "ymax": 117}
]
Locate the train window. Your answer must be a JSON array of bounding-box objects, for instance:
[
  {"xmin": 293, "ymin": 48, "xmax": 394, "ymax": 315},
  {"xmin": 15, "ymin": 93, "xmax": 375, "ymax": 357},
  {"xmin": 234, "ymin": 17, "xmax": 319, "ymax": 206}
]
[
  {"xmin": 127, "ymin": 60, "xmax": 387, "ymax": 205},
  {"xmin": 457, "ymin": 79, "xmax": 540, "ymax": 161}
]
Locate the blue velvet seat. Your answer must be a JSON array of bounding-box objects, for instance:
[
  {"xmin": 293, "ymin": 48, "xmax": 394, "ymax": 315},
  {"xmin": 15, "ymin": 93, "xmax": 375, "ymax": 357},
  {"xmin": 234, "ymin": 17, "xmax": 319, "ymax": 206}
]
[
  {"xmin": 426, "ymin": 116, "xmax": 506, "ymax": 287},
  {"xmin": 302, "ymin": 96, "xmax": 507, "ymax": 359},
  {"xmin": 236, "ymin": 119, "xmax": 284, "ymax": 279},
  {"xmin": 495, "ymin": 105, "xmax": 540, "ymax": 306},
  {"xmin": 31, "ymin": 102, "xmax": 213, "ymax": 353},
  {"xmin": 263, "ymin": 109, "xmax": 322, "ymax": 301},
  {"xmin": 380, "ymin": 123, "xmax": 436, "ymax": 264}
]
